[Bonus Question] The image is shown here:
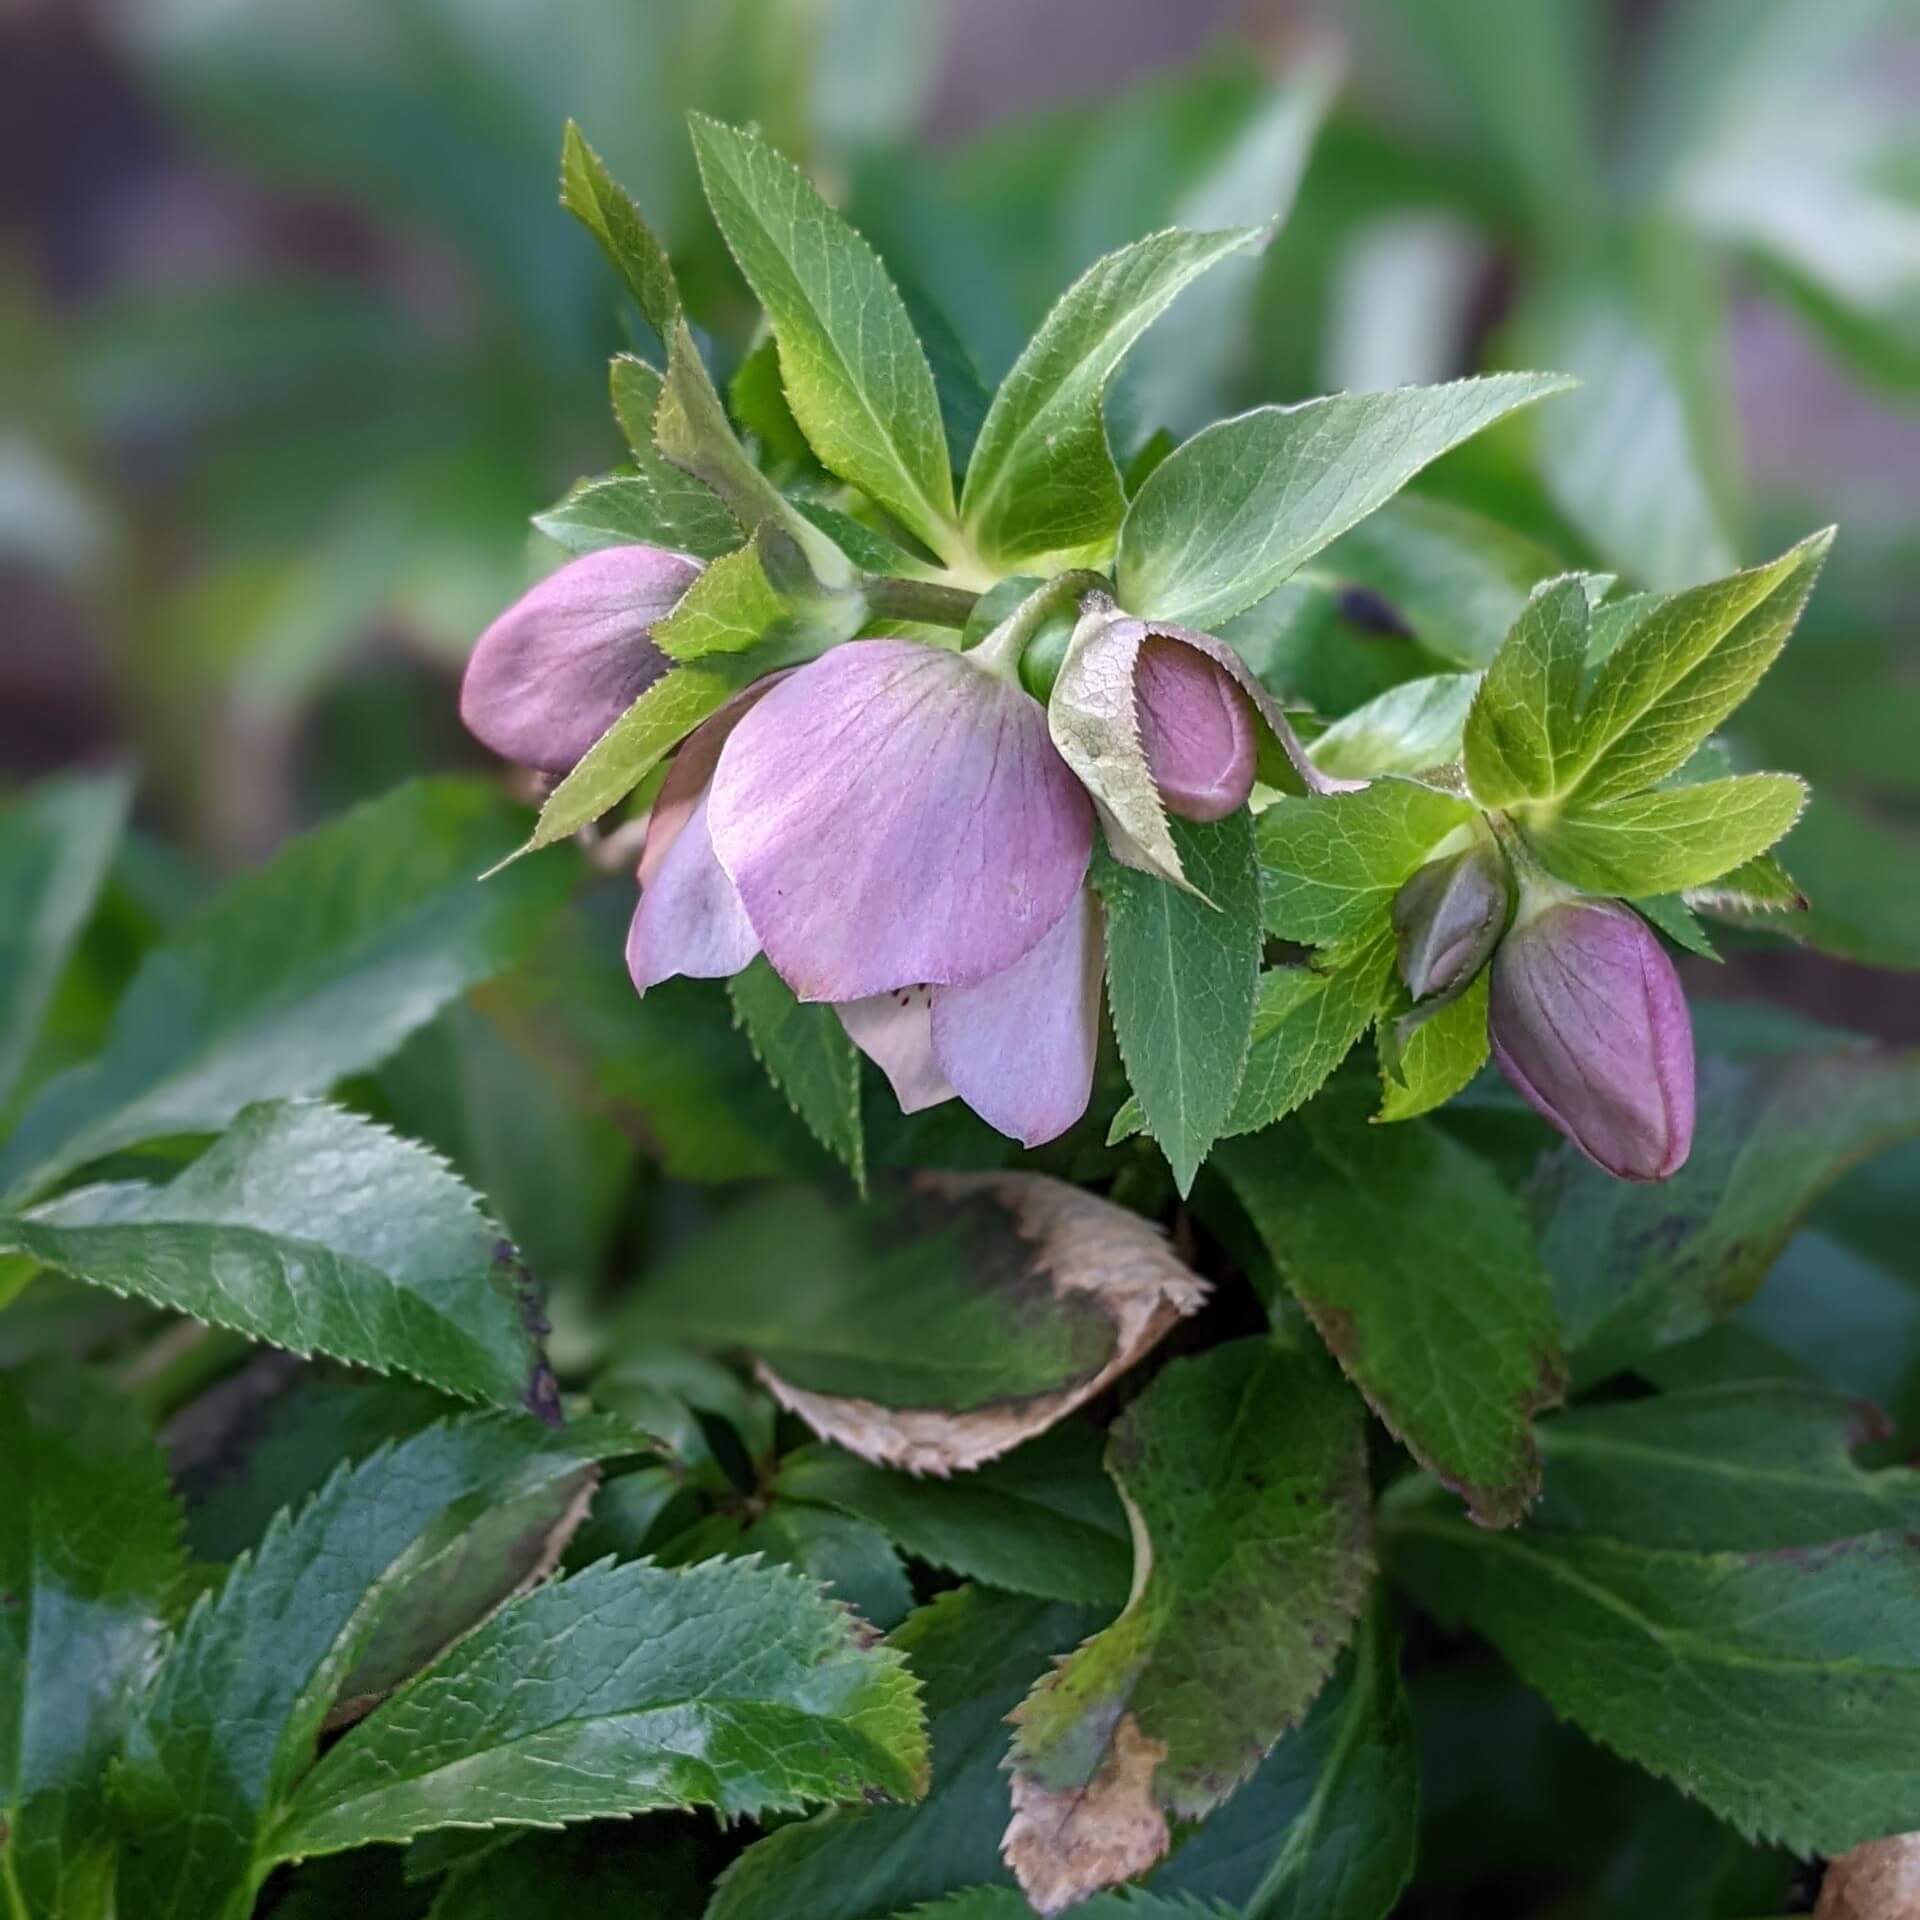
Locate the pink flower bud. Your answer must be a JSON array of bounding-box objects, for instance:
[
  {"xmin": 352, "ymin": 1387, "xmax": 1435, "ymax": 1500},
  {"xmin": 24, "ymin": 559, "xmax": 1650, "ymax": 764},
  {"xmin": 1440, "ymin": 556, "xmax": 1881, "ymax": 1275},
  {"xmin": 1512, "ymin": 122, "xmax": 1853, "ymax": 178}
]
[
  {"xmin": 460, "ymin": 545, "xmax": 700, "ymax": 773},
  {"xmin": 1489, "ymin": 896, "xmax": 1695, "ymax": 1181},
  {"xmin": 1134, "ymin": 636, "xmax": 1257, "ymax": 822},
  {"xmin": 1392, "ymin": 842, "xmax": 1511, "ymax": 1001}
]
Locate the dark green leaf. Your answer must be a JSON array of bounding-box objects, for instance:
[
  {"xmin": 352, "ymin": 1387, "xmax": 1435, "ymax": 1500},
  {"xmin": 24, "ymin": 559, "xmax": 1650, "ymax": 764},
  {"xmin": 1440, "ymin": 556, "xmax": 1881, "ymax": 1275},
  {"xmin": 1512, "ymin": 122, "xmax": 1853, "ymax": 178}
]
[
  {"xmin": 0, "ymin": 1365, "xmax": 182, "ymax": 1920},
  {"xmin": 1220, "ymin": 1081, "xmax": 1565, "ymax": 1527},
  {"xmin": 728, "ymin": 958, "xmax": 865, "ymax": 1188},
  {"xmin": 709, "ymin": 1588, "xmax": 1106, "ymax": 1920},
  {"xmin": 656, "ymin": 1504, "xmax": 913, "ymax": 1632},
  {"xmin": 269, "ymin": 1555, "xmax": 928, "ymax": 1860},
  {"xmin": 1005, "ymin": 1339, "xmax": 1373, "ymax": 1908},
  {"xmin": 0, "ymin": 780, "xmax": 566, "ymax": 1207},
  {"xmin": 1097, "ymin": 812, "xmax": 1263, "ymax": 1195},
  {"xmin": 3, "ymin": 1102, "xmax": 546, "ymax": 1410}
]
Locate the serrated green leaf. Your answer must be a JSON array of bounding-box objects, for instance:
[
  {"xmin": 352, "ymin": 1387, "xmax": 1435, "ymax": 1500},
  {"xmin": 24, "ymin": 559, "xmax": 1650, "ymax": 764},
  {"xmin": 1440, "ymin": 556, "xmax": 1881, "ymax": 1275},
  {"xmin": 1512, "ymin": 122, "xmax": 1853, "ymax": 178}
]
[
  {"xmin": 269, "ymin": 1554, "xmax": 928, "ymax": 1860},
  {"xmin": 1005, "ymin": 1339, "xmax": 1373, "ymax": 1908},
  {"xmin": 1256, "ymin": 778, "xmax": 1477, "ymax": 949},
  {"xmin": 0, "ymin": 770, "xmax": 129, "ymax": 1115},
  {"xmin": 1223, "ymin": 936, "xmax": 1397, "ymax": 1138},
  {"xmin": 729, "ymin": 336, "xmax": 820, "ymax": 470},
  {"xmin": 690, "ymin": 116, "xmax": 957, "ymax": 561},
  {"xmin": 1689, "ymin": 848, "xmax": 1805, "ymax": 918},
  {"xmin": 2, "ymin": 1101, "xmax": 545, "ymax": 1409},
  {"xmin": 1461, "ymin": 575, "xmax": 1592, "ymax": 808},
  {"xmin": 115, "ymin": 1415, "xmax": 624, "ymax": 1920},
  {"xmin": 728, "ymin": 958, "xmax": 865, "ymax": 1188},
  {"xmin": 1378, "ymin": 967, "xmax": 1490, "ymax": 1122},
  {"xmin": 0, "ymin": 781, "xmax": 565, "ymax": 1208},
  {"xmin": 0, "ymin": 1365, "xmax": 182, "ymax": 1920},
  {"xmin": 778, "ymin": 1424, "xmax": 1132, "ymax": 1607},
  {"xmin": 526, "ymin": 660, "xmax": 753, "ymax": 851},
  {"xmin": 1385, "ymin": 1385, "xmax": 1920, "ymax": 1856},
  {"xmin": 559, "ymin": 120, "xmax": 679, "ymax": 337},
  {"xmin": 651, "ymin": 527, "xmax": 865, "ymax": 665},
  {"xmin": 1633, "ymin": 891, "xmax": 1721, "ymax": 959},
  {"xmin": 1526, "ymin": 772, "xmax": 1807, "ymax": 897},
  {"xmin": 1222, "ymin": 1083, "xmax": 1564, "ymax": 1527},
  {"xmin": 1096, "ymin": 813, "xmax": 1263, "ymax": 1196},
  {"xmin": 1567, "ymin": 529, "xmax": 1833, "ymax": 805},
  {"xmin": 657, "ymin": 1502, "xmax": 911, "ymax": 1631},
  {"xmin": 626, "ymin": 1175, "xmax": 1202, "ymax": 1474},
  {"xmin": 1115, "ymin": 374, "xmax": 1576, "ymax": 630},
  {"xmin": 961, "ymin": 226, "xmax": 1258, "ymax": 569},
  {"xmin": 1541, "ymin": 1037, "xmax": 1920, "ymax": 1384},
  {"xmin": 1309, "ymin": 673, "xmax": 1478, "ymax": 782},
  {"xmin": 709, "ymin": 1588, "xmax": 1107, "ymax": 1920},
  {"xmin": 1147, "ymin": 1600, "xmax": 1416, "ymax": 1920}
]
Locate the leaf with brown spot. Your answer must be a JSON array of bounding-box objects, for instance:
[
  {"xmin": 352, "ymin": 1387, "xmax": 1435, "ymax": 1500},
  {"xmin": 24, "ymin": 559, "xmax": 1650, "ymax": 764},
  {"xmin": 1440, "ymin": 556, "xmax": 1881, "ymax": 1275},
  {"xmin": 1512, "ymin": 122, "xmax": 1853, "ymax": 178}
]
[
  {"xmin": 1219, "ymin": 1080, "xmax": 1567, "ymax": 1528},
  {"xmin": 1818, "ymin": 1834, "xmax": 1920, "ymax": 1920},
  {"xmin": 625, "ymin": 1174, "xmax": 1206, "ymax": 1475},
  {"xmin": 1002, "ymin": 1339, "xmax": 1373, "ymax": 1910}
]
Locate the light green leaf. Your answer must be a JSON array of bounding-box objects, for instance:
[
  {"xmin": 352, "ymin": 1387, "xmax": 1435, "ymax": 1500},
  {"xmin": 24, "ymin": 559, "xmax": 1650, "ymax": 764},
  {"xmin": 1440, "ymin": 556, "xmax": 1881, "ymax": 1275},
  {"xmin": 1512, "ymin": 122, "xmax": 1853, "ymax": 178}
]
[
  {"xmin": 0, "ymin": 770, "xmax": 129, "ymax": 1114},
  {"xmin": 559, "ymin": 119, "xmax": 679, "ymax": 336},
  {"xmin": 1541, "ymin": 1036, "xmax": 1920, "ymax": 1384},
  {"xmin": 961, "ymin": 226, "xmax": 1258, "ymax": 569},
  {"xmin": 1115, "ymin": 373, "xmax": 1575, "ymax": 630},
  {"xmin": 1461, "ymin": 575, "xmax": 1592, "ymax": 808},
  {"xmin": 1378, "ymin": 967, "xmax": 1490, "ymax": 1122},
  {"xmin": 1147, "ymin": 1601, "xmax": 1417, "ymax": 1920},
  {"xmin": 1526, "ymin": 772, "xmax": 1807, "ymax": 896},
  {"xmin": 115, "ymin": 1416, "xmax": 625, "ymax": 1920},
  {"xmin": 532, "ymin": 466, "xmax": 741, "ymax": 561},
  {"xmin": 1096, "ymin": 813, "xmax": 1263, "ymax": 1196},
  {"xmin": 1256, "ymin": 778, "xmax": 1477, "ymax": 949},
  {"xmin": 1222, "ymin": 1080, "xmax": 1565, "ymax": 1527},
  {"xmin": 728, "ymin": 958, "xmax": 865, "ymax": 1188},
  {"xmin": 1688, "ymin": 849, "xmax": 1805, "ymax": 918},
  {"xmin": 651, "ymin": 526, "xmax": 865, "ymax": 665},
  {"xmin": 1223, "ymin": 935, "xmax": 1397, "ymax": 1138},
  {"xmin": 708, "ymin": 1588, "xmax": 1107, "ymax": 1920},
  {"xmin": 1385, "ymin": 1385, "xmax": 1920, "ymax": 1856},
  {"xmin": 624, "ymin": 1174, "xmax": 1203, "ymax": 1474},
  {"xmin": 1568, "ymin": 528, "xmax": 1833, "ymax": 804},
  {"xmin": 3, "ymin": 1101, "xmax": 548, "ymax": 1409},
  {"xmin": 1, "ymin": 1365, "xmax": 183, "ymax": 1920},
  {"xmin": 1004, "ymin": 1339, "xmax": 1373, "ymax": 1909},
  {"xmin": 778, "ymin": 1424, "xmax": 1132, "ymax": 1607},
  {"xmin": 0, "ymin": 781, "xmax": 566, "ymax": 1207},
  {"xmin": 690, "ymin": 116, "xmax": 957, "ymax": 561},
  {"xmin": 1310, "ymin": 673, "xmax": 1479, "ymax": 782},
  {"xmin": 269, "ymin": 1555, "xmax": 928, "ymax": 1860}
]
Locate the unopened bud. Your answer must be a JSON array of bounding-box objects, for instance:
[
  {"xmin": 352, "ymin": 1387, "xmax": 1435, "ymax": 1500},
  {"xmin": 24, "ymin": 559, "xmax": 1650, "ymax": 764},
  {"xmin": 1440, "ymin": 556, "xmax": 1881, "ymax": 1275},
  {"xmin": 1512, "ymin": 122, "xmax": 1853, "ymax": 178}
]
[
  {"xmin": 1489, "ymin": 896, "xmax": 1695, "ymax": 1181},
  {"xmin": 1133, "ymin": 636, "xmax": 1257, "ymax": 822},
  {"xmin": 1391, "ymin": 842, "xmax": 1511, "ymax": 1001}
]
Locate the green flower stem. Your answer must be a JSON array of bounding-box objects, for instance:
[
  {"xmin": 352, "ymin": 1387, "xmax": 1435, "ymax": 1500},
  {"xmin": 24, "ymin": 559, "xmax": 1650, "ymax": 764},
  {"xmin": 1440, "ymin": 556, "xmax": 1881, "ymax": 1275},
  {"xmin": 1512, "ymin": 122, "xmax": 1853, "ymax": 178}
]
[
  {"xmin": 862, "ymin": 575, "xmax": 983, "ymax": 629},
  {"xmin": 965, "ymin": 570, "xmax": 1112, "ymax": 685}
]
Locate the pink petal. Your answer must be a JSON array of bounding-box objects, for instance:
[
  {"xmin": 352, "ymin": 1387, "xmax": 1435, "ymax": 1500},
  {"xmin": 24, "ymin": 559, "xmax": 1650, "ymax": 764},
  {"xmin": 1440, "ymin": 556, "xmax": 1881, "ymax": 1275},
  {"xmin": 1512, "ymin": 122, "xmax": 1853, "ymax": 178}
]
[
  {"xmin": 707, "ymin": 640, "xmax": 1094, "ymax": 1002},
  {"xmin": 932, "ymin": 890, "xmax": 1104, "ymax": 1148},
  {"xmin": 625, "ymin": 789, "xmax": 759, "ymax": 993},
  {"xmin": 638, "ymin": 672, "xmax": 789, "ymax": 891},
  {"xmin": 1135, "ymin": 635, "xmax": 1257, "ymax": 821},
  {"xmin": 461, "ymin": 546, "xmax": 700, "ymax": 773},
  {"xmin": 837, "ymin": 986, "xmax": 956, "ymax": 1114}
]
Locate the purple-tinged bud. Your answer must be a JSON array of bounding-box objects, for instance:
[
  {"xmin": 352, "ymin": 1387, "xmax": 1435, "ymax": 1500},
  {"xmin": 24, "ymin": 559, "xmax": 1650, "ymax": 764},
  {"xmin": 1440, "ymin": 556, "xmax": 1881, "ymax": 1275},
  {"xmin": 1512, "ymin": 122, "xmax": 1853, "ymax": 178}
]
[
  {"xmin": 1392, "ymin": 842, "xmax": 1511, "ymax": 1001},
  {"xmin": 460, "ymin": 545, "xmax": 700, "ymax": 774},
  {"xmin": 1134, "ymin": 636, "xmax": 1258, "ymax": 822},
  {"xmin": 1489, "ymin": 896, "xmax": 1695, "ymax": 1181}
]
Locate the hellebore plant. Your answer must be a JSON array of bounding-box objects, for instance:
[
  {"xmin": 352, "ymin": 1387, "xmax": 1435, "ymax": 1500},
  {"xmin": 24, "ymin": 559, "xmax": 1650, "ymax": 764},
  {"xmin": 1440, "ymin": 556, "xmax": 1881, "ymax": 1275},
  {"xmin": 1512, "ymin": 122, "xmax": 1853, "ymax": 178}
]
[{"xmin": 3, "ymin": 93, "xmax": 1907, "ymax": 1920}]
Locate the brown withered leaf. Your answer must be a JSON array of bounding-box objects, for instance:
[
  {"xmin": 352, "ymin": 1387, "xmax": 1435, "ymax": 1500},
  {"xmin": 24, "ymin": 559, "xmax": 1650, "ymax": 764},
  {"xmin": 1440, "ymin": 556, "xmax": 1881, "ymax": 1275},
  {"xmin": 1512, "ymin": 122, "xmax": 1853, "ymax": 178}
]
[{"xmin": 1818, "ymin": 1834, "xmax": 1920, "ymax": 1920}]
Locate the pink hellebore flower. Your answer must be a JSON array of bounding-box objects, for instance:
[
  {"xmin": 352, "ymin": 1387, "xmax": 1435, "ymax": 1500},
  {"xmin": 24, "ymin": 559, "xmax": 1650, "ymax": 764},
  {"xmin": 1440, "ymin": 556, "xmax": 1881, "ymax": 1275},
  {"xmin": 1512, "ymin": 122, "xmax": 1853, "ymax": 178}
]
[
  {"xmin": 460, "ymin": 545, "xmax": 700, "ymax": 773},
  {"xmin": 1132, "ymin": 635, "xmax": 1259, "ymax": 823},
  {"xmin": 626, "ymin": 639, "xmax": 1103, "ymax": 1147},
  {"xmin": 1489, "ymin": 895, "xmax": 1695, "ymax": 1181}
]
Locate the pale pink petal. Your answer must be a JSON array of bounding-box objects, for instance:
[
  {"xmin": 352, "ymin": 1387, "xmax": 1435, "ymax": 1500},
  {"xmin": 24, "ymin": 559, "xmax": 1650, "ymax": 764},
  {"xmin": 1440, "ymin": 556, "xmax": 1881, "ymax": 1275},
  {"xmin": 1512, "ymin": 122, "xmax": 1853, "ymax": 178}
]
[
  {"xmin": 836, "ymin": 986, "xmax": 956, "ymax": 1114},
  {"xmin": 1135, "ymin": 635, "xmax": 1257, "ymax": 821},
  {"xmin": 707, "ymin": 640, "xmax": 1094, "ymax": 1002},
  {"xmin": 638, "ymin": 672, "xmax": 789, "ymax": 890},
  {"xmin": 625, "ymin": 790, "xmax": 759, "ymax": 993},
  {"xmin": 932, "ymin": 891, "xmax": 1104, "ymax": 1148},
  {"xmin": 461, "ymin": 546, "xmax": 700, "ymax": 773}
]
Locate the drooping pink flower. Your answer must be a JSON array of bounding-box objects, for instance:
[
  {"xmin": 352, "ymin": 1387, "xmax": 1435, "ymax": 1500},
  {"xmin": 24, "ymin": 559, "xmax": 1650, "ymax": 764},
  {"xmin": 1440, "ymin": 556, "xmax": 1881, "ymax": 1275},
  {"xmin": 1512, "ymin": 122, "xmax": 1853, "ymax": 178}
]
[
  {"xmin": 460, "ymin": 545, "xmax": 700, "ymax": 773},
  {"xmin": 628, "ymin": 639, "xmax": 1102, "ymax": 1147},
  {"xmin": 1489, "ymin": 895, "xmax": 1695, "ymax": 1181}
]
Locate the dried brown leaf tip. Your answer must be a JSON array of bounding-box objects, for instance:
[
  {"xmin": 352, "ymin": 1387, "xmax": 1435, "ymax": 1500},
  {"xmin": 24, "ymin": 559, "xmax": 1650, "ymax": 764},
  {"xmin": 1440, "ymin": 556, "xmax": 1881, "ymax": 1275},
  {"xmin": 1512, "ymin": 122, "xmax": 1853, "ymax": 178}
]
[
  {"xmin": 1002, "ymin": 1711, "xmax": 1170, "ymax": 1918},
  {"xmin": 1818, "ymin": 1833, "xmax": 1920, "ymax": 1920},
  {"xmin": 760, "ymin": 1171, "xmax": 1208, "ymax": 1475}
]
